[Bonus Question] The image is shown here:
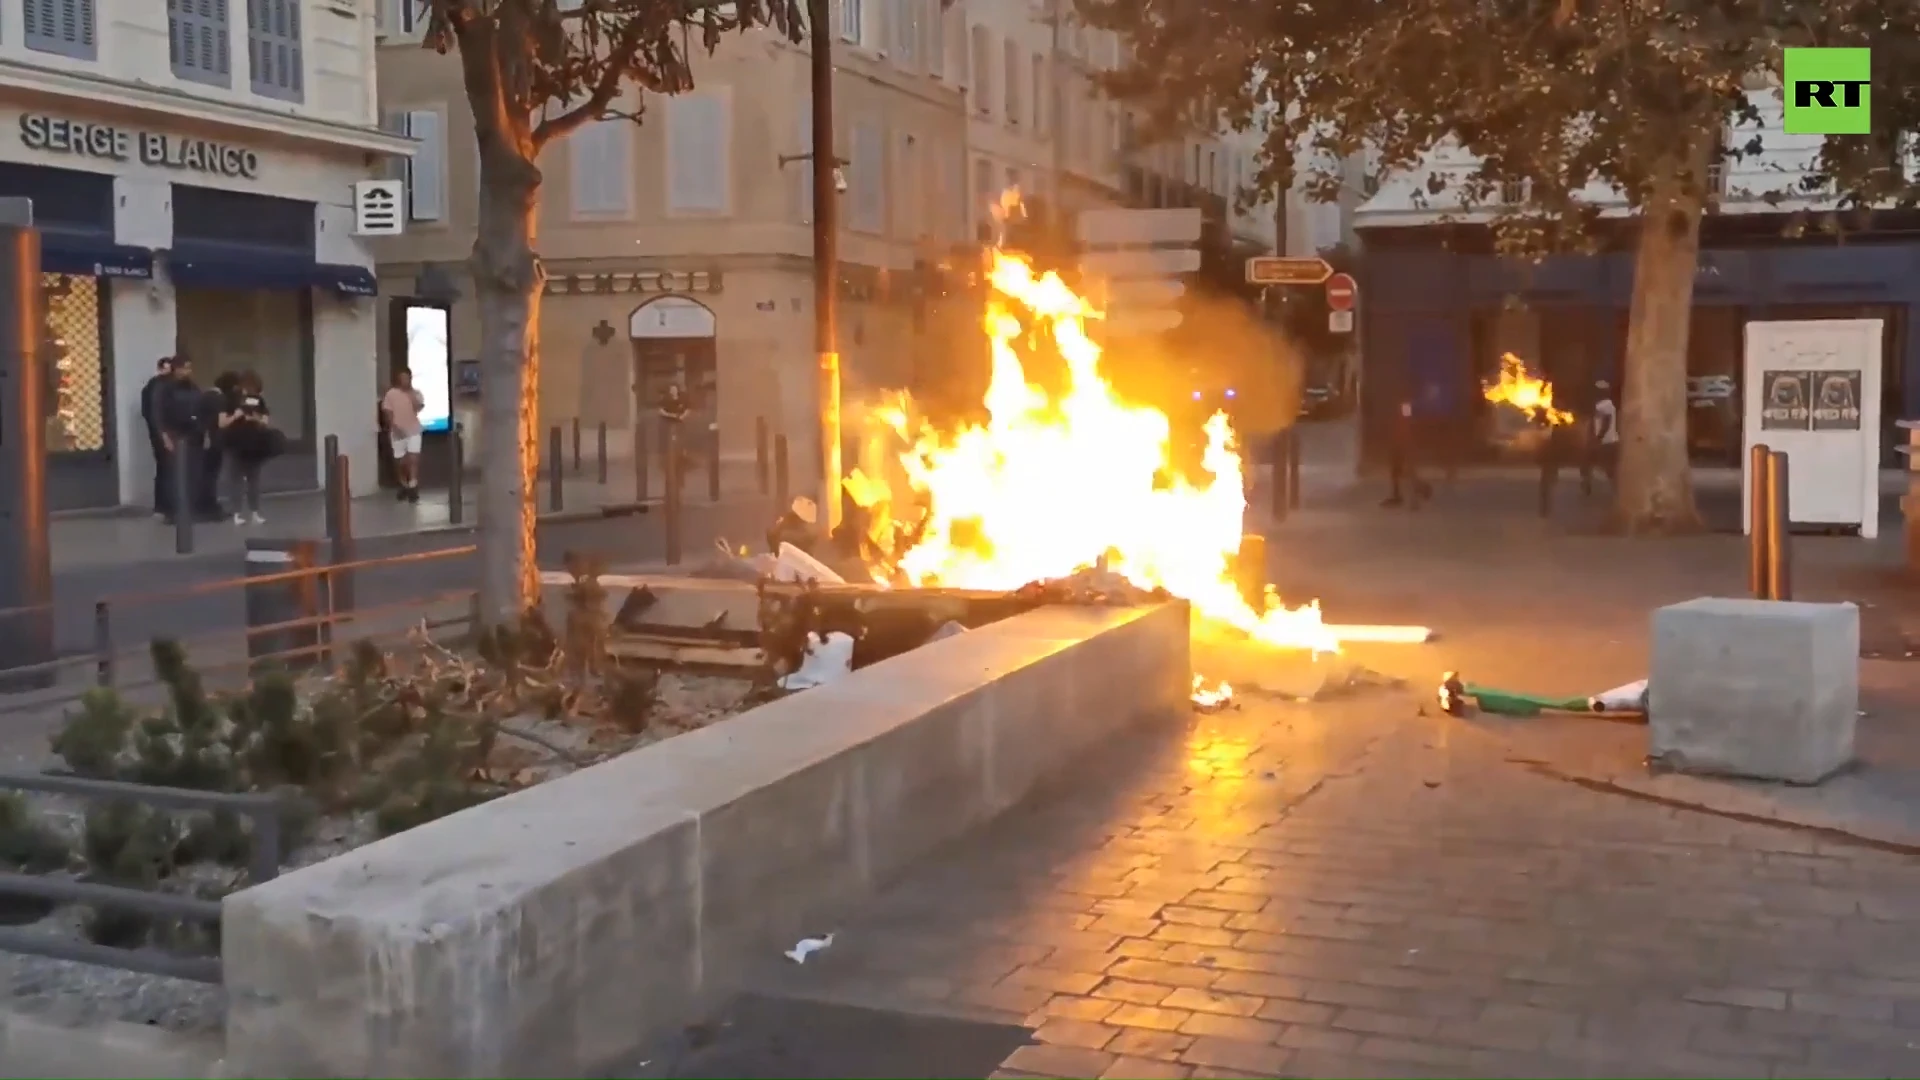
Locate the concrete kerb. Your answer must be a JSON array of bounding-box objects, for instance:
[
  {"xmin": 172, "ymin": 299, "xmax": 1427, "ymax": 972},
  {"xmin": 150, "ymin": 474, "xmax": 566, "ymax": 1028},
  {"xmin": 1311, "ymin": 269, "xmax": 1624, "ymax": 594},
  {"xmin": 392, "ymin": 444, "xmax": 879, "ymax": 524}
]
[
  {"xmin": 211, "ymin": 599, "xmax": 1190, "ymax": 1078},
  {"xmin": 0, "ymin": 1010, "xmax": 224, "ymax": 1079}
]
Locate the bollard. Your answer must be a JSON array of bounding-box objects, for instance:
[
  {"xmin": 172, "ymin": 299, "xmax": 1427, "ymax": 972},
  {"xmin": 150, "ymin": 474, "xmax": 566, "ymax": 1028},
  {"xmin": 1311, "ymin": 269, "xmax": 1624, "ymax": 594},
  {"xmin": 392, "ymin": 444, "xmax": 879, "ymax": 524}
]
[
  {"xmin": 92, "ymin": 600, "xmax": 112, "ymax": 687},
  {"xmin": 244, "ymin": 539, "xmax": 322, "ymax": 673},
  {"xmin": 571, "ymin": 417, "xmax": 582, "ymax": 475},
  {"xmin": 1286, "ymin": 427, "xmax": 1302, "ymax": 511},
  {"xmin": 634, "ymin": 417, "xmax": 651, "ymax": 503},
  {"xmin": 325, "ymin": 451, "xmax": 355, "ymax": 616},
  {"xmin": 708, "ymin": 423, "xmax": 722, "ymax": 502},
  {"xmin": 322, "ymin": 434, "xmax": 341, "ymax": 537},
  {"xmin": 596, "ymin": 422, "xmax": 608, "ymax": 485},
  {"xmin": 1270, "ymin": 430, "xmax": 1289, "ymax": 523},
  {"xmin": 1766, "ymin": 448, "xmax": 1793, "ymax": 602},
  {"xmin": 449, "ymin": 422, "xmax": 466, "ymax": 525},
  {"xmin": 548, "ymin": 425, "xmax": 563, "ymax": 513},
  {"xmin": 1235, "ymin": 533, "xmax": 1267, "ymax": 611},
  {"xmin": 756, "ymin": 416, "xmax": 771, "ymax": 494},
  {"xmin": 664, "ymin": 422, "xmax": 684, "ymax": 566},
  {"xmin": 172, "ymin": 440, "xmax": 194, "ymax": 555},
  {"xmin": 1748, "ymin": 443, "xmax": 1771, "ymax": 599},
  {"xmin": 774, "ymin": 433, "xmax": 790, "ymax": 511}
]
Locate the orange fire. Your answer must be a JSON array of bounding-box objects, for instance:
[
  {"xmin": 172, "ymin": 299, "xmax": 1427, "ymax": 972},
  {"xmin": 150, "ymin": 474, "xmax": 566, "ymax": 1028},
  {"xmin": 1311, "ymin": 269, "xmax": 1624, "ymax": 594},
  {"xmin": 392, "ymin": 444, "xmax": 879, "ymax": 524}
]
[
  {"xmin": 871, "ymin": 245, "xmax": 1343, "ymax": 656},
  {"xmin": 1483, "ymin": 353, "xmax": 1573, "ymax": 425}
]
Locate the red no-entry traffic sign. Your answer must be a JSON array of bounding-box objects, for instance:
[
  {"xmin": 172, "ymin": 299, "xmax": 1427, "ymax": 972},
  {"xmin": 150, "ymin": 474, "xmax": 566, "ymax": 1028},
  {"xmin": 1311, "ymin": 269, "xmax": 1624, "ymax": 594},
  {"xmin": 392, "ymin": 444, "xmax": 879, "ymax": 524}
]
[{"xmin": 1325, "ymin": 272, "xmax": 1358, "ymax": 311}]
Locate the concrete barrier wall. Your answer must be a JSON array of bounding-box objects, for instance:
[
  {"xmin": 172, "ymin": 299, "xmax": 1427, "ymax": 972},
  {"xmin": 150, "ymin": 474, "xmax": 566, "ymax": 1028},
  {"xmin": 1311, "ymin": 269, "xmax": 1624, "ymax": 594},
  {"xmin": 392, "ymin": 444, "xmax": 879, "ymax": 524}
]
[{"xmin": 220, "ymin": 601, "xmax": 1190, "ymax": 1078}]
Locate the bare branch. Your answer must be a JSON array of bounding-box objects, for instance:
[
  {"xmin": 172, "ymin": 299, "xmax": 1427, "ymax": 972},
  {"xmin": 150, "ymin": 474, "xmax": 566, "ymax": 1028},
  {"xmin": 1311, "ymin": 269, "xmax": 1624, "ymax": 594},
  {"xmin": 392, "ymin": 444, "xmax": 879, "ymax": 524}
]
[{"xmin": 531, "ymin": 17, "xmax": 653, "ymax": 148}]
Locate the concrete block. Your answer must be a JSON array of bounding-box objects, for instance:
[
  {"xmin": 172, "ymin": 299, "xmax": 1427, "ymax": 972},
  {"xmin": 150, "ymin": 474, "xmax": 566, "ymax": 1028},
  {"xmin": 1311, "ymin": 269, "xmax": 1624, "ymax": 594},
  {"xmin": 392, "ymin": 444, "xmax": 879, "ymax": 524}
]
[
  {"xmin": 221, "ymin": 601, "xmax": 1191, "ymax": 1078},
  {"xmin": 1648, "ymin": 597, "xmax": 1859, "ymax": 784}
]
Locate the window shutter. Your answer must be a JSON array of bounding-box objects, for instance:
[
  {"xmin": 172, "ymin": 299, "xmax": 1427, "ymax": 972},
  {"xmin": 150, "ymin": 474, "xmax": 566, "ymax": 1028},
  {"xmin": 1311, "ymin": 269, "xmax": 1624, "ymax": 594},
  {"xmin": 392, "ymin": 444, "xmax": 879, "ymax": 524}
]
[
  {"xmin": 570, "ymin": 120, "xmax": 633, "ymax": 217},
  {"xmin": 894, "ymin": 0, "xmax": 918, "ymax": 70},
  {"xmin": 170, "ymin": 0, "xmax": 232, "ymax": 86},
  {"xmin": 667, "ymin": 91, "xmax": 733, "ymax": 215},
  {"xmin": 26, "ymin": 0, "xmax": 97, "ymax": 59},
  {"xmin": 896, "ymin": 135, "xmax": 921, "ymax": 240},
  {"xmin": 837, "ymin": 0, "xmax": 861, "ymax": 43},
  {"xmin": 249, "ymin": 0, "xmax": 305, "ymax": 101},
  {"xmin": 850, "ymin": 122, "xmax": 884, "ymax": 233},
  {"xmin": 795, "ymin": 105, "xmax": 814, "ymax": 225},
  {"xmin": 404, "ymin": 109, "xmax": 446, "ymax": 222}
]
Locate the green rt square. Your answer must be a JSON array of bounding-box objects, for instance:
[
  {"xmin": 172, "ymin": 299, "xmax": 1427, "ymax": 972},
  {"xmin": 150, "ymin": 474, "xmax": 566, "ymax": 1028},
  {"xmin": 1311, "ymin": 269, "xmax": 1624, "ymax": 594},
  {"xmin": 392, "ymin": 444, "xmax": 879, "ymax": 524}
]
[{"xmin": 1785, "ymin": 47, "xmax": 1871, "ymax": 134}]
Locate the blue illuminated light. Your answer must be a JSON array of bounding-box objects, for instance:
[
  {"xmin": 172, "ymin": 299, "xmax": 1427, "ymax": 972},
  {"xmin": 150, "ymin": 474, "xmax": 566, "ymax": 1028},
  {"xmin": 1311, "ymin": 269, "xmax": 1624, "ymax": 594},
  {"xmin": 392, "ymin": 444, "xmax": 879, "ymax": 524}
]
[
  {"xmin": 1225, "ymin": 388, "xmax": 1237, "ymax": 398},
  {"xmin": 1191, "ymin": 390, "xmax": 1203, "ymax": 401}
]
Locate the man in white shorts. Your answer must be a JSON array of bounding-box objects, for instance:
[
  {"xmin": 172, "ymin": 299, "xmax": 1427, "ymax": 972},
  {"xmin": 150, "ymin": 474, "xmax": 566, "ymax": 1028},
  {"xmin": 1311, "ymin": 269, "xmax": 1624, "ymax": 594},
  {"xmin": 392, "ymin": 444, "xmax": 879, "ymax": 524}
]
[{"xmin": 381, "ymin": 368, "xmax": 425, "ymax": 503}]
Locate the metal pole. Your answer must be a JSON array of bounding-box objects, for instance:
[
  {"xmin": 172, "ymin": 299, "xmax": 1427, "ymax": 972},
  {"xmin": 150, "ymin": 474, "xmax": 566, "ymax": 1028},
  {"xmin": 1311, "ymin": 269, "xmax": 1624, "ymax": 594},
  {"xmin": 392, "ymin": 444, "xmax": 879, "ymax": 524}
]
[
  {"xmin": 92, "ymin": 600, "xmax": 111, "ymax": 687},
  {"xmin": 1270, "ymin": 430, "xmax": 1288, "ymax": 523},
  {"xmin": 326, "ymin": 452, "xmax": 354, "ymax": 615},
  {"xmin": 173, "ymin": 441, "xmax": 193, "ymax": 555},
  {"xmin": 1286, "ymin": 426, "xmax": 1302, "ymax": 511},
  {"xmin": 664, "ymin": 421, "xmax": 683, "ymax": 566},
  {"xmin": 1748, "ymin": 442, "xmax": 1771, "ymax": 599},
  {"xmin": 708, "ymin": 423, "xmax": 722, "ymax": 502},
  {"xmin": 634, "ymin": 414, "xmax": 651, "ymax": 503},
  {"xmin": 596, "ymin": 422, "xmax": 608, "ymax": 485},
  {"xmin": 1235, "ymin": 533, "xmax": 1266, "ymax": 611},
  {"xmin": 807, "ymin": 0, "xmax": 842, "ymax": 534},
  {"xmin": 449, "ymin": 423, "xmax": 465, "ymax": 525},
  {"xmin": 0, "ymin": 212, "xmax": 51, "ymax": 689},
  {"xmin": 774, "ymin": 433, "xmax": 790, "ymax": 511},
  {"xmin": 756, "ymin": 416, "xmax": 770, "ymax": 494},
  {"xmin": 547, "ymin": 425, "xmax": 563, "ymax": 513},
  {"xmin": 570, "ymin": 417, "xmax": 581, "ymax": 475},
  {"xmin": 1048, "ymin": 0, "xmax": 1065, "ymax": 201},
  {"xmin": 1766, "ymin": 448, "xmax": 1792, "ymax": 602}
]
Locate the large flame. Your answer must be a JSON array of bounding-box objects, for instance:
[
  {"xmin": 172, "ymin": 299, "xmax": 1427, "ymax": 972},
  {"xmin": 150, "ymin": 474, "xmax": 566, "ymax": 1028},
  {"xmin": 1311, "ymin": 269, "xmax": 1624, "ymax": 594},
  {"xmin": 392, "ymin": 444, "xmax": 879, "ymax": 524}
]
[
  {"xmin": 1483, "ymin": 353, "xmax": 1572, "ymax": 426},
  {"xmin": 875, "ymin": 247, "xmax": 1342, "ymax": 654}
]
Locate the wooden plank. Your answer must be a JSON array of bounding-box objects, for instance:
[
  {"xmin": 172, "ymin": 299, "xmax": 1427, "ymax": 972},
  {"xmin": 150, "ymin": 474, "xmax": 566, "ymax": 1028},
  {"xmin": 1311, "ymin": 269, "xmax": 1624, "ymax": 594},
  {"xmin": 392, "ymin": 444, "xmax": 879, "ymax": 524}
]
[{"xmin": 605, "ymin": 637, "xmax": 768, "ymax": 670}]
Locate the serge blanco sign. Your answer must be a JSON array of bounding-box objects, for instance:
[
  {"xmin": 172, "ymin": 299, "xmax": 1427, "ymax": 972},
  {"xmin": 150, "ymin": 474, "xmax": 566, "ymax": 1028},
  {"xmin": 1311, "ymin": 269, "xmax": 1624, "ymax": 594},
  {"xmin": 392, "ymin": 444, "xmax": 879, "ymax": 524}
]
[{"xmin": 18, "ymin": 114, "xmax": 261, "ymax": 179}]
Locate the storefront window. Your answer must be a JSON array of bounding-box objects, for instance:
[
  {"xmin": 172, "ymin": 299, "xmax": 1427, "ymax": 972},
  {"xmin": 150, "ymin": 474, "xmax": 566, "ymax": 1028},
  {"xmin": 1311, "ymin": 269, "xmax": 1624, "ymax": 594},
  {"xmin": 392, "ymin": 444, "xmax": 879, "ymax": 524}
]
[
  {"xmin": 41, "ymin": 274, "xmax": 106, "ymax": 454},
  {"xmin": 176, "ymin": 286, "xmax": 310, "ymax": 443}
]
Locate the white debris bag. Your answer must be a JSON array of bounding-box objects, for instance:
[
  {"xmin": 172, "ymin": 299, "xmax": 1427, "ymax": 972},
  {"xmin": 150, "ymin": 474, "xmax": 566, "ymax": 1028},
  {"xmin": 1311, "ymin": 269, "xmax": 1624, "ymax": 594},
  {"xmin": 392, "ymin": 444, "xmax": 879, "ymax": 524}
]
[
  {"xmin": 771, "ymin": 541, "xmax": 846, "ymax": 585},
  {"xmin": 1589, "ymin": 678, "xmax": 1648, "ymax": 713},
  {"xmin": 785, "ymin": 932, "xmax": 835, "ymax": 964},
  {"xmin": 777, "ymin": 631, "xmax": 855, "ymax": 690}
]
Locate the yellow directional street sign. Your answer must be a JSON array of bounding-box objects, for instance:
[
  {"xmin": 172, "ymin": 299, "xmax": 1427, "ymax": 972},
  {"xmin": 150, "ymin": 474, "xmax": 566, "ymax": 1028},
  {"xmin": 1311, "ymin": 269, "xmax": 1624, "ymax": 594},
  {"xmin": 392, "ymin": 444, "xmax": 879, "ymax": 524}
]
[{"xmin": 1246, "ymin": 256, "xmax": 1333, "ymax": 286}]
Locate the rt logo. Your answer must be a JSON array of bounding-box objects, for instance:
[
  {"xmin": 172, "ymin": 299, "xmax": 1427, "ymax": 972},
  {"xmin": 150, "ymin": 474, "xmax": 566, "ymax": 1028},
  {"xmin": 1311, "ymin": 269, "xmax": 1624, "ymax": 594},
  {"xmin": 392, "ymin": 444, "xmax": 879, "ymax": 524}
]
[{"xmin": 1784, "ymin": 47, "xmax": 1871, "ymax": 134}]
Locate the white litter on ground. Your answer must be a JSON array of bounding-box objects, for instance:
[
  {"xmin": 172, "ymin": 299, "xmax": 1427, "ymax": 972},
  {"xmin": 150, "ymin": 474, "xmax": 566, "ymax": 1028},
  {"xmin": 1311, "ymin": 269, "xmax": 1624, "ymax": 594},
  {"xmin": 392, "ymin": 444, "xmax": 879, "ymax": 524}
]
[
  {"xmin": 785, "ymin": 933, "xmax": 836, "ymax": 964},
  {"xmin": 776, "ymin": 632, "xmax": 855, "ymax": 690}
]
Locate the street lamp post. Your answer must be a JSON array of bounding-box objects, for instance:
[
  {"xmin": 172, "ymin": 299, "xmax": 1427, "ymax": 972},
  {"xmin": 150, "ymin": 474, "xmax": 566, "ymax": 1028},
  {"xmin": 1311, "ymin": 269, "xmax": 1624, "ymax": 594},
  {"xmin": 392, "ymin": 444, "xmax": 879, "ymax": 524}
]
[{"xmin": 806, "ymin": 0, "xmax": 843, "ymax": 533}]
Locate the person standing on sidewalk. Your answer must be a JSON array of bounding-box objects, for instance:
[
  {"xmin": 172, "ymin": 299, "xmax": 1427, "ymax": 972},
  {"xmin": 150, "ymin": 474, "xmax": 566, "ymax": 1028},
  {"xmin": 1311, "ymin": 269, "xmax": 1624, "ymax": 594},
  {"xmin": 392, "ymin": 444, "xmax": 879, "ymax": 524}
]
[
  {"xmin": 381, "ymin": 368, "xmax": 425, "ymax": 504},
  {"xmin": 1383, "ymin": 397, "xmax": 1432, "ymax": 509},
  {"xmin": 220, "ymin": 370, "xmax": 279, "ymax": 525},
  {"xmin": 139, "ymin": 357, "xmax": 175, "ymax": 519},
  {"xmin": 1582, "ymin": 379, "xmax": 1619, "ymax": 496}
]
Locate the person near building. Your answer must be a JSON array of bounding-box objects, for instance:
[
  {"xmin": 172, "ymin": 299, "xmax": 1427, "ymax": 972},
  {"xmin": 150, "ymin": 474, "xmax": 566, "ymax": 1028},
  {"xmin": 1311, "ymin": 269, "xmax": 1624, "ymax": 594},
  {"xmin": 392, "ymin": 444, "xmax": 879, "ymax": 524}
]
[
  {"xmin": 1383, "ymin": 397, "xmax": 1432, "ymax": 509},
  {"xmin": 1537, "ymin": 408, "xmax": 1575, "ymax": 518},
  {"xmin": 219, "ymin": 369, "xmax": 279, "ymax": 525},
  {"xmin": 139, "ymin": 357, "xmax": 175, "ymax": 519},
  {"xmin": 1583, "ymin": 379, "xmax": 1620, "ymax": 496},
  {"xmin": 381, "ymin": 368, "xmax": 426, "ymax": 504},
  {"xmin": 151, "ymin": 357, "xmax": 206, "ymax": 525}
]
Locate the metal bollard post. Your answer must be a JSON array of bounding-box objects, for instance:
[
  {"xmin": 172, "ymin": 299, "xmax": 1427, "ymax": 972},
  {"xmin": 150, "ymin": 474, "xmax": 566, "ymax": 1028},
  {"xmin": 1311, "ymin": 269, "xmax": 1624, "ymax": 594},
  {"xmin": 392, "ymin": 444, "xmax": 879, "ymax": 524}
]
[
  {"xmin": 172, "ymin": 441, "xmax": 194, "ymax": 555},
  {"xmin": 449, "ymin": 423, "xmax": 466, "ymax": 525},
  {"xmin": 756, "ymin": 416, "xmax": 770, "ymax": 494},
  {"xmin": 1766, "ymin": 448, "xmax": 1793, "ymax": 602},
  {"xmin": 634, "ymin": 418, "xmax": 651, "ymax": 503},
  {"xmin": 708, "ymin": 423, "xmax": 722, "ymax": 502},
  {"xmin": 664, "ymin": 422, "xmax": 684, "ymax": 566},
  {"xmin": 596, "ymin": 422, "xmax": 608, "ymax": 485},
  {"xmin": 92, "ymin": 600, "xmax": 112, "ymax": 687},
  {"xmin": 1748, "ymin": 443, "xmax": 1771, "ymax": 599},
  {"xmin": 1286, "ymin": 427, "xmax": 1302, "ymax": 511},
  {"xmin": 774, "ymin": 433, "xmax": 790, "ymax": 511},
  {"xmin": 571, "ymin": 417, "xmax": 582, "ymax": 475},
  {"xmin": 1235, "ymin": 534, "xmax": 1267, "ymax": 611},
  {"xmin": 548, "ymin": 425, "xmax": 563, "ymax": 513},
  {"xmin": 326, "ymin": 451, "xmax": 355, "ymax": 616},
  {"xmin": 1270, "ymin": 430, "xmax": 1289, "ymax": 523}
]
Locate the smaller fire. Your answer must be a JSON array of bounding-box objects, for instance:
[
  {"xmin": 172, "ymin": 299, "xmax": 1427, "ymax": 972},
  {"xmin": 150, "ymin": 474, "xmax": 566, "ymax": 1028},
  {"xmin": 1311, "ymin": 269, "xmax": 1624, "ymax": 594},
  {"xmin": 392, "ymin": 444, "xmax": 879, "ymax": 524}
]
[
  {"xmin": 1483, "ymin": 353, "xmax": 1573, "ymax": 426},
  {"xmin": 1191, "ymin": 675, "xmax": 1234, "ymax": 710}
]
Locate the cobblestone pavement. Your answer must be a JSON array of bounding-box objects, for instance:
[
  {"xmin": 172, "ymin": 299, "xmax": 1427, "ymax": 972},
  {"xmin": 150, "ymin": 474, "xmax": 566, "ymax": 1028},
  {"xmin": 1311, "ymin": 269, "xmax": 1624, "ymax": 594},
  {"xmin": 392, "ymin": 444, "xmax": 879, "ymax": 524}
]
[{"xmin": 741, "ymin": 513, "xmax": 1920, "ymax": 1080}]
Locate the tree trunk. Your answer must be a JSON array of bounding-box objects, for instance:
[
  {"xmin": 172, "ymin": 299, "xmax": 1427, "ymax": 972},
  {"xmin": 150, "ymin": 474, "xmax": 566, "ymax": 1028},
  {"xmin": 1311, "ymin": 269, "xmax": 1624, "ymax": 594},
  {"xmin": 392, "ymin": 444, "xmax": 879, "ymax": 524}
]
[
  {"xmin": 1615, "ymin": 153, "xmax": 1708, "ymax": 534},
  {"xmin": 471, "ymin": 150, "xmax": 545, "ymax": 623}
]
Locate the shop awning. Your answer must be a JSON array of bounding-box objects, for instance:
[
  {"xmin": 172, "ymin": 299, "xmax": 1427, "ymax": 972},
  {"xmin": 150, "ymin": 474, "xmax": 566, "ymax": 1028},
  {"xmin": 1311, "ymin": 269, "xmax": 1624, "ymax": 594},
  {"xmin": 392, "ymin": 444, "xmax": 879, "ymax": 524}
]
[
  {"xmin": 40, "ymin": 232, "xmax": 154, "ymax": 279},
  {"xmin": 165, "ymin": 248, "xmax": 379, "ymax": 296}
]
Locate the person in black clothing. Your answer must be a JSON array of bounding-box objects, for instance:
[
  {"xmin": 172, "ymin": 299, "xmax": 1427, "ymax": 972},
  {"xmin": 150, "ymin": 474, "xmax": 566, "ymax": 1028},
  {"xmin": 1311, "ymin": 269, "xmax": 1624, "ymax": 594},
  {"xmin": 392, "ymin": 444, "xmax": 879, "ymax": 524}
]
[
  {"xmin": 149, "ymin": 357, "xmax": 205, "ymax": 524},
  {"xmin": 1383, "ymin": 397, "xmax": 1432, "ymax": 509},
  {"xmin": 219, "ymin": 369, "xmax": 277, "ymax": 525},
  {"xmin": 1537, "ymin": 409, "xmax": 1574, "ymax": 518},
  {"xmin": 139, "ymin": 357, "xmax": 175, "ymax": 519}
]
